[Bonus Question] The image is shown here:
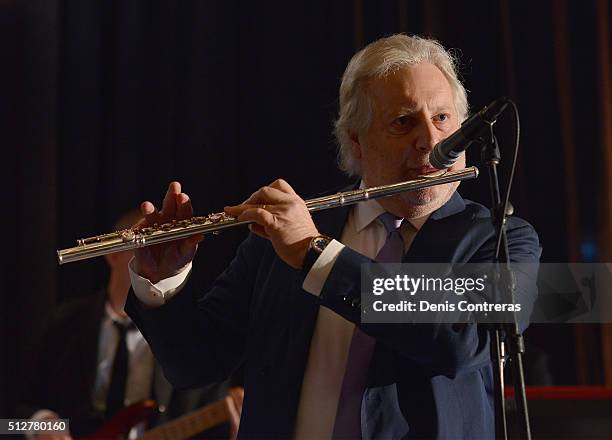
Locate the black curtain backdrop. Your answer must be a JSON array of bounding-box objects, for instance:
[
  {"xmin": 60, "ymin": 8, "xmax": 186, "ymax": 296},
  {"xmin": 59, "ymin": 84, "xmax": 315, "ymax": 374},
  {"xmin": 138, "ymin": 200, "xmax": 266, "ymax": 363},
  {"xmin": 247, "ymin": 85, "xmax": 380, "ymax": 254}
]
[{"xmin": 1, "ymin": 0, "xmax": 609, "ymax": 415}]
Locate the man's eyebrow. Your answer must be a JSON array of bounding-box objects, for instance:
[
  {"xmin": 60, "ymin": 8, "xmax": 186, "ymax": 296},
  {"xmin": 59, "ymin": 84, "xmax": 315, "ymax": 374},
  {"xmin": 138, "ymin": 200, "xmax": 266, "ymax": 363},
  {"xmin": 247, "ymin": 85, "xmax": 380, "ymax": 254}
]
[
  {"xmin": 428, "ymin": 101, "xmax": 456, "ymax": 113},
  {"xmin": 383, "ymin": 102, "xmax": 455, "ymax": 117},
  {"xmin": 386, "ymin": 103, "xmax": 419, "ymax": 115}
]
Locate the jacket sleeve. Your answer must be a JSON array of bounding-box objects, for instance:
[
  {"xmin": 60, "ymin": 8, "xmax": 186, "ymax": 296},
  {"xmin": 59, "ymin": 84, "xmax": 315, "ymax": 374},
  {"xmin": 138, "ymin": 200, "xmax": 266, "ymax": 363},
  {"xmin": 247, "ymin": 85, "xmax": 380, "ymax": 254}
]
[
  {"xmin": 125, "ymin": 234, "xmax": 264, "ymax": 390},
  {"xmin": 317, "ymin": 218, "xmax": 541, "ymax": 377}
]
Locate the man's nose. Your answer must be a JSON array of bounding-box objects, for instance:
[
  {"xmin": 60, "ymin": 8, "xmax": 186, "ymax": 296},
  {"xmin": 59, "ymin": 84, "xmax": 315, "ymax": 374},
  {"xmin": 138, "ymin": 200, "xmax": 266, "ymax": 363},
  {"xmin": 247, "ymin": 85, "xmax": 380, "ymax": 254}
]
[{"xmin": 415, "ymin": 120, "xmax": 440, "ymax": 153}]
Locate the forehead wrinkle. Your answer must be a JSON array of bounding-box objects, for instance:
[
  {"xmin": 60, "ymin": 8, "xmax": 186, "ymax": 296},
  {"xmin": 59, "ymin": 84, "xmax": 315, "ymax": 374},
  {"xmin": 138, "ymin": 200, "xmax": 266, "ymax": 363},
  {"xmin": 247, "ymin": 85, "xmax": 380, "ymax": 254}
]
[
  {"xmin": 369, "ymin": 83, "xmax": 418, "ymax": 119},
  {"xmin": 425, "ymin": 93, "xmax": 455, "ymax": 112}
]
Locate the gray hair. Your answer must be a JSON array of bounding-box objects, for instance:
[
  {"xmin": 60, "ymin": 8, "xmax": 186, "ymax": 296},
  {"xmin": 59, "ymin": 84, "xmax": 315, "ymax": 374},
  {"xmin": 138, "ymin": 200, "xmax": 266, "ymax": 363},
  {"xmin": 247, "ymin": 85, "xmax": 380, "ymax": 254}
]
[{"xmin": 334, "ymin": 34, "xmax": 469, "ymax": 176}]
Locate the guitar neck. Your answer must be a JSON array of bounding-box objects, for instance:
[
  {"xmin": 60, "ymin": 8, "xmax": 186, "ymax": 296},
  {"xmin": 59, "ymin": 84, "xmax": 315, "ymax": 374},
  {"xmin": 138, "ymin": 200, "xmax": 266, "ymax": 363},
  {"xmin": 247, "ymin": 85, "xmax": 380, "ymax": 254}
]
[{"xmin": 139, "ymin": 398, "xmax": 230, "ymax": 440}]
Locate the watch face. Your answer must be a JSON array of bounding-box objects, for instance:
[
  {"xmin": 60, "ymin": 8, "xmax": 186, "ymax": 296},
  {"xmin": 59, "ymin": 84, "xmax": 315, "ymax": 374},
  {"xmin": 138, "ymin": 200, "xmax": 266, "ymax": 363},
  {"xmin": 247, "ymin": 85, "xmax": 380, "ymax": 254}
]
[{"xmin": 313, "ymin": 237, "xmax": 330, "ymax": 252}]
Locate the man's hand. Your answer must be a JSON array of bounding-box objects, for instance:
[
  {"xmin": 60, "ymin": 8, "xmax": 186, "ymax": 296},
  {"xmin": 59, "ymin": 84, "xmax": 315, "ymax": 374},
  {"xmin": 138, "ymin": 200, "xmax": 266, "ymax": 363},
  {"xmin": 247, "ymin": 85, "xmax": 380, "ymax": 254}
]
[
  {"xmin": 224, "ymin": 179, "xmax": 319, "ymax": 269},
  {"xmin": 133, "ymin": 181, "xmax": 203, "ymax": 283}
]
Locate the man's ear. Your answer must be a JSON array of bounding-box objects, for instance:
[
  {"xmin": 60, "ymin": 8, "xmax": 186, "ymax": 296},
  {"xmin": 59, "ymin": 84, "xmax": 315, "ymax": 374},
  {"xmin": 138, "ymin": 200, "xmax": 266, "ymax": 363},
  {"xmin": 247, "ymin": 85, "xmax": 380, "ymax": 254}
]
[{"xmin": 348, "ymin": 130, "xmax": 362, "ymax": 161}]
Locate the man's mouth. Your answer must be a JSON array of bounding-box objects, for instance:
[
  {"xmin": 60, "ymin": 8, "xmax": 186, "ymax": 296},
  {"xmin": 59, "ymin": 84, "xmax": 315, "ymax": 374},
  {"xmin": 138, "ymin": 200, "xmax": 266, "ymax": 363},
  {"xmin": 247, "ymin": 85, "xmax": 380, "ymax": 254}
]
[{"xmin": 413, "ymin": 165, "xmax": 443, "ymax": 176}]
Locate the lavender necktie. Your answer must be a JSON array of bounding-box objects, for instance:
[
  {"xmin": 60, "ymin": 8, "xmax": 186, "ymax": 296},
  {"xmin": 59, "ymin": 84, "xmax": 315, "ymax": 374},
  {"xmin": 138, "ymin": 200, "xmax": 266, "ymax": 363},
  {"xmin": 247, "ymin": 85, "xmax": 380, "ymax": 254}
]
[{"xmin": 332, "ymin": 213, "xmax": 404, "ymax": 439}]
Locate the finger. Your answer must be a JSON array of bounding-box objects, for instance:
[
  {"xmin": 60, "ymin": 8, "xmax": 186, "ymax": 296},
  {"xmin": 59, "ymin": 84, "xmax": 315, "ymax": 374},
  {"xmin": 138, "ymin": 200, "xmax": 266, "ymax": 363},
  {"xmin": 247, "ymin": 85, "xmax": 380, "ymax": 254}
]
[
  {"xmin": 224, "ymin": 204, "xmax": 262, "ymax": 217},
  {"xmin": 239, "ymin": 185, "xmax": 276, "ymax": 205},
  {"xmin": 237, "ymin": 207, "xmax": 276, "ymax": 229},
  {"xmin": 139, "ymin": 201, "xmax": 163, "ymax": 226},
  {"xmin": 176, "ymin": 193, "xmax": 193, "ymax": 220},
  {"xmin": 141, "ymin": 201, "xmax": 156, "ymax": 215},
  {"xmin": 240, "ymin": 185, "xmax": 292, "ymax": 206},
  {"xmin": 161, "ymin": 181, "xmax": 181, "ymax": 219},
  {"xmin": 269, "ymin": 178, "xmax": 296, "ymax": 195},
  {"xmin": 224, "ymin": 202, "xmax": 281, "ymax": 217}
]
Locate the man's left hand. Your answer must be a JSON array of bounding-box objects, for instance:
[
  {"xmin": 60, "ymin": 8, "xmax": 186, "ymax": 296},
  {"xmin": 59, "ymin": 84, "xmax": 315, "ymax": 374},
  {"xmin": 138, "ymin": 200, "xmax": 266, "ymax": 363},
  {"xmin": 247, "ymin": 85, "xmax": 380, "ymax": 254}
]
[{"xmin": 224, "ymin": 179, "xmax": 319, "ymax": 269}]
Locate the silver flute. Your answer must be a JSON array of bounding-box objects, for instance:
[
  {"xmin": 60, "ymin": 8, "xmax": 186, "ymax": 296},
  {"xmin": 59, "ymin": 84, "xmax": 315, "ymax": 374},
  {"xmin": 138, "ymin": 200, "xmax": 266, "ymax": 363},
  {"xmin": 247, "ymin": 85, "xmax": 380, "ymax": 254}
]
[{"xmin": 57, "ymin": 166, "xmax": 478, "ymax": 265}]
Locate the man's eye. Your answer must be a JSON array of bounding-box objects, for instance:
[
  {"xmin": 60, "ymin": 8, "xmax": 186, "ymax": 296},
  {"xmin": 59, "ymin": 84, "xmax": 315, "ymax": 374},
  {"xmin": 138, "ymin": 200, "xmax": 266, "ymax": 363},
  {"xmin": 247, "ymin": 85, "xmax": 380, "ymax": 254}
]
[
  {"xmin": 435, "ymin": 113, "xmax": 450, "ymax": 123},
  {"xmin": 393, "ymin": 115, "xmax": 411, "ymax": 126},
  {"xmin": 389, "ymin": 116, "xmax": 414, "ymax": 134}
]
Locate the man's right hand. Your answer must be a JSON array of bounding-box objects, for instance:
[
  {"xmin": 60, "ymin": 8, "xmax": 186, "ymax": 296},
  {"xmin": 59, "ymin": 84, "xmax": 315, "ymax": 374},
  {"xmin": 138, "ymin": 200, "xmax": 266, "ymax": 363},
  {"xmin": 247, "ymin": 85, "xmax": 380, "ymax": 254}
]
[{"xmin": 133, "ymin": 181, "xmax": 203, "ymax": 283}]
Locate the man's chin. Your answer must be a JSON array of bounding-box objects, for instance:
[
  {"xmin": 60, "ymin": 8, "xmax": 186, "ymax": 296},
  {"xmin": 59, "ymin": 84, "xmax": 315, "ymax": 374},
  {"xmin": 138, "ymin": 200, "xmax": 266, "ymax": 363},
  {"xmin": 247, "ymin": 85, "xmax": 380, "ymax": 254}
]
[
  {"xmin": 403, "ymin": 190, "xmax": 437, "ymax": 206},
  {"xmin": 377, "ymin": 182, "xmax": 458, "ymax": 219},
  {"xmin": 401, "ymin": 184, "xmax": 457, "ymax": 218}
]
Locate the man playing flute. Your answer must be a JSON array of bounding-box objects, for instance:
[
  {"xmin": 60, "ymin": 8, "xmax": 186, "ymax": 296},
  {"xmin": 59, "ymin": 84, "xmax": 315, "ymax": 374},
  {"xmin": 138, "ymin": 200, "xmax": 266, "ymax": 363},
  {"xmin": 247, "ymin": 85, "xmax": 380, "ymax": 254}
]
[{"xmin": 126, "ymin": 34, "xmax": 541, "ymax": 439}]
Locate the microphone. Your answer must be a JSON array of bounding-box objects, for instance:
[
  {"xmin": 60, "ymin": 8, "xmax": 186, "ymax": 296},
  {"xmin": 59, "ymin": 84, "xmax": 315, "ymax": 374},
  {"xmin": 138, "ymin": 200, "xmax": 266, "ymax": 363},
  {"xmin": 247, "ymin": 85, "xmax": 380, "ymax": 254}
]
[{"xmin": 430, "ymin": 97, "xmax": 510, "ymax": 169}]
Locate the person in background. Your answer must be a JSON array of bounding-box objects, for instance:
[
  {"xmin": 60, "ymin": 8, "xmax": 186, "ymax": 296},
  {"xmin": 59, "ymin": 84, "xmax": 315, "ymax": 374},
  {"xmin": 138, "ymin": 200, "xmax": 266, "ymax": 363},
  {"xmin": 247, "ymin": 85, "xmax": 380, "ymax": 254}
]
[{"xmin": 16, "ymin": 211, "xmax": 232, "ymax": 440}]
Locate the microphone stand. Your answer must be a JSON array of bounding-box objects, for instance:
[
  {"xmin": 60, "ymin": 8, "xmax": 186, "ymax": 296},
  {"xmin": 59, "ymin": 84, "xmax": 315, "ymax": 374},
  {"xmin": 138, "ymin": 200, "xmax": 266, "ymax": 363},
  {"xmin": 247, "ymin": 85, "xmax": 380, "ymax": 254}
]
[{"xmin": 480, "ymin": 126, "xmax": 531, "ymax": 440}]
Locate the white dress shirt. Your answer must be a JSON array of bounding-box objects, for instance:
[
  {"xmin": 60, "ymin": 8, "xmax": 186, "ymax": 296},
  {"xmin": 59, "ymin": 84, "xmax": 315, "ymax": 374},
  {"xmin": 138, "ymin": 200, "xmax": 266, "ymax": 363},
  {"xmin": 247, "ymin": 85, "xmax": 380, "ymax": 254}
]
[
  {"xmin": 29, "ymin": 301, "xmax": 155, "ymax": 438},
  {"xmin": 92, "ymin": 302, "xmax": 155, "ymax": 411},
  {"xmin": 294, "ymin": 195, "xmax": 424, "ymax": 439}
]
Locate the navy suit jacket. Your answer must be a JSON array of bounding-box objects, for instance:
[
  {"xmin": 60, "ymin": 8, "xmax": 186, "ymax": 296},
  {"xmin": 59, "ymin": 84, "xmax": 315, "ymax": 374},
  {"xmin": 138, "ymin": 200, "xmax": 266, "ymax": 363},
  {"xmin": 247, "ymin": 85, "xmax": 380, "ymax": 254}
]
[{"xmin": 126, "ymin": 191, "xmax": 541, "ymax": 439}]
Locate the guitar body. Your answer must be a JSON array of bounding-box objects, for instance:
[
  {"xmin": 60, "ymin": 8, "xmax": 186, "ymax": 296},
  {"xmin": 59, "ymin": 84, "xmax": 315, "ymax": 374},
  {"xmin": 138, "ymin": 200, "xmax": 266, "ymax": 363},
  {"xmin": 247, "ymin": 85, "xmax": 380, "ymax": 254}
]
[
  {"xmin": 80, "ymin": 400, "xmax": 158, "ymax": 440},
  {"xmin": 79, "ymin": 388, "xmax": 243, "ymax": 440}
]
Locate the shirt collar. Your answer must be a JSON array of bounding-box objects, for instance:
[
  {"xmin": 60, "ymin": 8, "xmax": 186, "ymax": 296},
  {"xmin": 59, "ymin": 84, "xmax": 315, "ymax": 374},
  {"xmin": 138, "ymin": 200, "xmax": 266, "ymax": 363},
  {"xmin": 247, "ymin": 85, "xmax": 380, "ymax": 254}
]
[{"xmin": 353, "ymin": 181, "xmax": 387, "ymax": 233}]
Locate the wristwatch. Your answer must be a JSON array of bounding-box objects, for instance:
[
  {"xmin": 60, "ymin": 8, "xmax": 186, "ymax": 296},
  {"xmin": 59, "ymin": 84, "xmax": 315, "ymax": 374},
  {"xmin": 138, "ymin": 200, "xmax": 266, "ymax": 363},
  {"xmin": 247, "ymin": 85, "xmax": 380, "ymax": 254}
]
[{"xmin": 302, "ymin": 234, "xmax": 333, "ymax": 273}]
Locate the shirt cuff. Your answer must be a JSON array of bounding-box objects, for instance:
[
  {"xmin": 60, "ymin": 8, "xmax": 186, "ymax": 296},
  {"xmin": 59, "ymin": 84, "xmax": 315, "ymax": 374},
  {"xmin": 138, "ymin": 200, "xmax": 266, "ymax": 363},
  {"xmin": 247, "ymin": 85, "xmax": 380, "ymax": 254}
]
[
  {"xmin": 302, "ymin": 239, "xmax": 345, "ymax": 296},
  {"xmin": 128, "ymin": 257, "xmax": 193, "ymax": 307}
]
